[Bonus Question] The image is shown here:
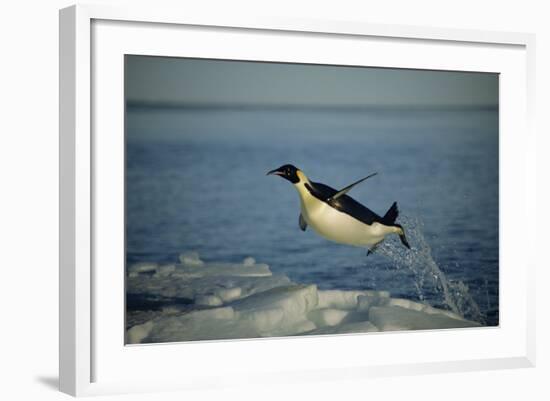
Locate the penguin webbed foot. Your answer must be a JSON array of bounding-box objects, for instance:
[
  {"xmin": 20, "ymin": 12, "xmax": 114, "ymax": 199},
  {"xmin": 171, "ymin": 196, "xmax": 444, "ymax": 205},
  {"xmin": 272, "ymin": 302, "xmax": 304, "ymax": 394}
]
[{"xmin": 366, "ymin": 245, "xmax": 379, "ymax": 257}]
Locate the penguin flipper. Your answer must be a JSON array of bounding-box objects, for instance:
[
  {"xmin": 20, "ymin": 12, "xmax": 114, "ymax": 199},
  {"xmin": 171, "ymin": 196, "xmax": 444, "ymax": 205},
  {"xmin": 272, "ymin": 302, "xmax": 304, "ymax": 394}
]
[
  {"xmin": 328, "ymin": 172, "xmax": 378, "ymax": 201},
  {"xmin": 299, "ymin": 214, "xmax": 307, "ymax": 231}
]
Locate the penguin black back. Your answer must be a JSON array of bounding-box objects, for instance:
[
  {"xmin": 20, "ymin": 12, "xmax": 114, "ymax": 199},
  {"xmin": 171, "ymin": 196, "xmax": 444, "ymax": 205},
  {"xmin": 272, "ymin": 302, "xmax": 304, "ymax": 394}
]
[{"xmin": 305, "ymin": 181, "xmax": 384, "ymax": 225}]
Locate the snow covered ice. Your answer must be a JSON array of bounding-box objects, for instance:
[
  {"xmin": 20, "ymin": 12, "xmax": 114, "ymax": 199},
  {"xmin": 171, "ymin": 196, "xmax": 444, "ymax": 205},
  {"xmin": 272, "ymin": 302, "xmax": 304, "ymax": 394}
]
[{"xmin": 126, "ymin": 252, "xmax": 480, "ymax": 344}]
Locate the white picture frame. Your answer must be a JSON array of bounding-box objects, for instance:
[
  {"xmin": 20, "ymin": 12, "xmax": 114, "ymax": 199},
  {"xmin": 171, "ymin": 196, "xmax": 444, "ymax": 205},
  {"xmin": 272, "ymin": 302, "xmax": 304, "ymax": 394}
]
[{"xmin": 59, "ymin": 4, "xmax": 536, "ymax": 397}]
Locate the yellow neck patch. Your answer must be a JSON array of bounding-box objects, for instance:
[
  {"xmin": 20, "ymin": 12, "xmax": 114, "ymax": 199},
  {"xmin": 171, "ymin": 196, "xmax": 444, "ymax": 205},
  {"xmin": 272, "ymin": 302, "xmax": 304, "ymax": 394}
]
[{"xmin": 296, "ymin": 170, "xmax": 308, "ymax": 183}]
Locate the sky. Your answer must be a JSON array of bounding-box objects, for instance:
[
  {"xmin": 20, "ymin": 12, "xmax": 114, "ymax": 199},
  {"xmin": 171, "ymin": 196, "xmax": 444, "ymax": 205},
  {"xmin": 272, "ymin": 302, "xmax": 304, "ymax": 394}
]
[{"xmin": 125, "ymin": 55, "xmax": 498, "ymax": 108}]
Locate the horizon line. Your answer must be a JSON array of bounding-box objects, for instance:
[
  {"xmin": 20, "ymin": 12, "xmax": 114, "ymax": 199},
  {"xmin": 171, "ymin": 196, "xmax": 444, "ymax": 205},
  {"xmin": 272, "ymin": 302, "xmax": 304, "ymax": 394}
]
[{"xmin": 126, "ymin": 101, "xmax": 498, "ymax": 112}]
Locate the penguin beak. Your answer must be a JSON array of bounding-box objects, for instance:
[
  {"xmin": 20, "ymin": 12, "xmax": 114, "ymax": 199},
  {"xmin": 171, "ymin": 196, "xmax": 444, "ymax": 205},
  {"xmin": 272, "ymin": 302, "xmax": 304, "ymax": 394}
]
[{"xmin": 267, "ymin": 168, "xmax": 284, "ymax": 176}]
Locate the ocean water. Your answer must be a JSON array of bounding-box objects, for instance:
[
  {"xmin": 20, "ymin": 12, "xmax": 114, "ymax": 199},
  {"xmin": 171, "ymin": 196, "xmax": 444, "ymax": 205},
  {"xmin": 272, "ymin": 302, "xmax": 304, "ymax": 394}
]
[{"xmin": 126, "ymin": 106, "xmax": 499, "ymax": 326}]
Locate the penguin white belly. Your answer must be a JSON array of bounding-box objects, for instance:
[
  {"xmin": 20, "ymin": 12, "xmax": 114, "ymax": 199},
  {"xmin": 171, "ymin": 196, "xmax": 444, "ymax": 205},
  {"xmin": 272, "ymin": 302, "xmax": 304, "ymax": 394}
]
[{"xmin": 301, "ymin": 198, "xmax": 387, "ymax": 247}]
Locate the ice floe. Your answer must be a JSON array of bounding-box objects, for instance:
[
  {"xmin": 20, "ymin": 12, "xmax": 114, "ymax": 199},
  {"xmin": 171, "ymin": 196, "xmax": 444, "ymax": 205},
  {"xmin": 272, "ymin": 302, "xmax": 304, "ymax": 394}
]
[{"xmin": 126, "ymin": 252, "xmax": 480, "ymax": 344}]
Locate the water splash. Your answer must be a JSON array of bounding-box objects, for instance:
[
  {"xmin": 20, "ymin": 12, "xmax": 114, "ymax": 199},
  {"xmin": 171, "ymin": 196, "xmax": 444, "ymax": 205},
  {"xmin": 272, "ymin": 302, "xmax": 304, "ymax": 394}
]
[{"xmin": 377, "ymin": 216, "xmax": 485, "ymax": 324}]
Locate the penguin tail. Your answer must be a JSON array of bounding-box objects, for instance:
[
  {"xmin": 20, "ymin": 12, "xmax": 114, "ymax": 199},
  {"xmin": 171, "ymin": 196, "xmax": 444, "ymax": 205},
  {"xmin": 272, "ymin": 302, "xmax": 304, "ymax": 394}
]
[
  {"xmin": 383, "ymin": 202, "xmax": 410, "ymax": 249},
  {"xmin": 393, "ymin": 223, "xmax": 410, "ymax": 249},
  {"xmin": 383, "ymin": 201, "xmax": 399, "ymax": 225}
]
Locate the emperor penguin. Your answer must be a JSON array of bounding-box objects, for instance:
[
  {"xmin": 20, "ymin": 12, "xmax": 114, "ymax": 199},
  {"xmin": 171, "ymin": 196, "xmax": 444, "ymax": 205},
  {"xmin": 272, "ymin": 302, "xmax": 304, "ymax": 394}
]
[{"xmin": 267, "ymin": 164, "xmax": 410, "ymax": 255}]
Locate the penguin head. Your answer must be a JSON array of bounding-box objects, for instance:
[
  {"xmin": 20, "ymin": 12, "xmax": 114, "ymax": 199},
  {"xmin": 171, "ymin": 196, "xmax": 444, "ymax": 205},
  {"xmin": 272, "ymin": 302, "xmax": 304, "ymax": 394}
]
[{"xmin": 267, "ymin": 164, "xmax": 301, "ymax": 184}]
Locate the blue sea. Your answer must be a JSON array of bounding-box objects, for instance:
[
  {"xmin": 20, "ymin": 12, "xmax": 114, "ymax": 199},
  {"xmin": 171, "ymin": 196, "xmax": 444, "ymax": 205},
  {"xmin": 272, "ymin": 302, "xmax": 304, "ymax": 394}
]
[{"xmin": 126, "ymin": 106, "xmax": 499, "ymax": 326}]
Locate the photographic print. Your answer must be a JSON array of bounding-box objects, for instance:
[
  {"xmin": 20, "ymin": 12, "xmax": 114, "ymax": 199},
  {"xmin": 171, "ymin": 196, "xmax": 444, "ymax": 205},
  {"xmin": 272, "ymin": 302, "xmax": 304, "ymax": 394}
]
[{"xmin": 125, "ymin": 56, "xmax": 498, "ymax": 344}]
